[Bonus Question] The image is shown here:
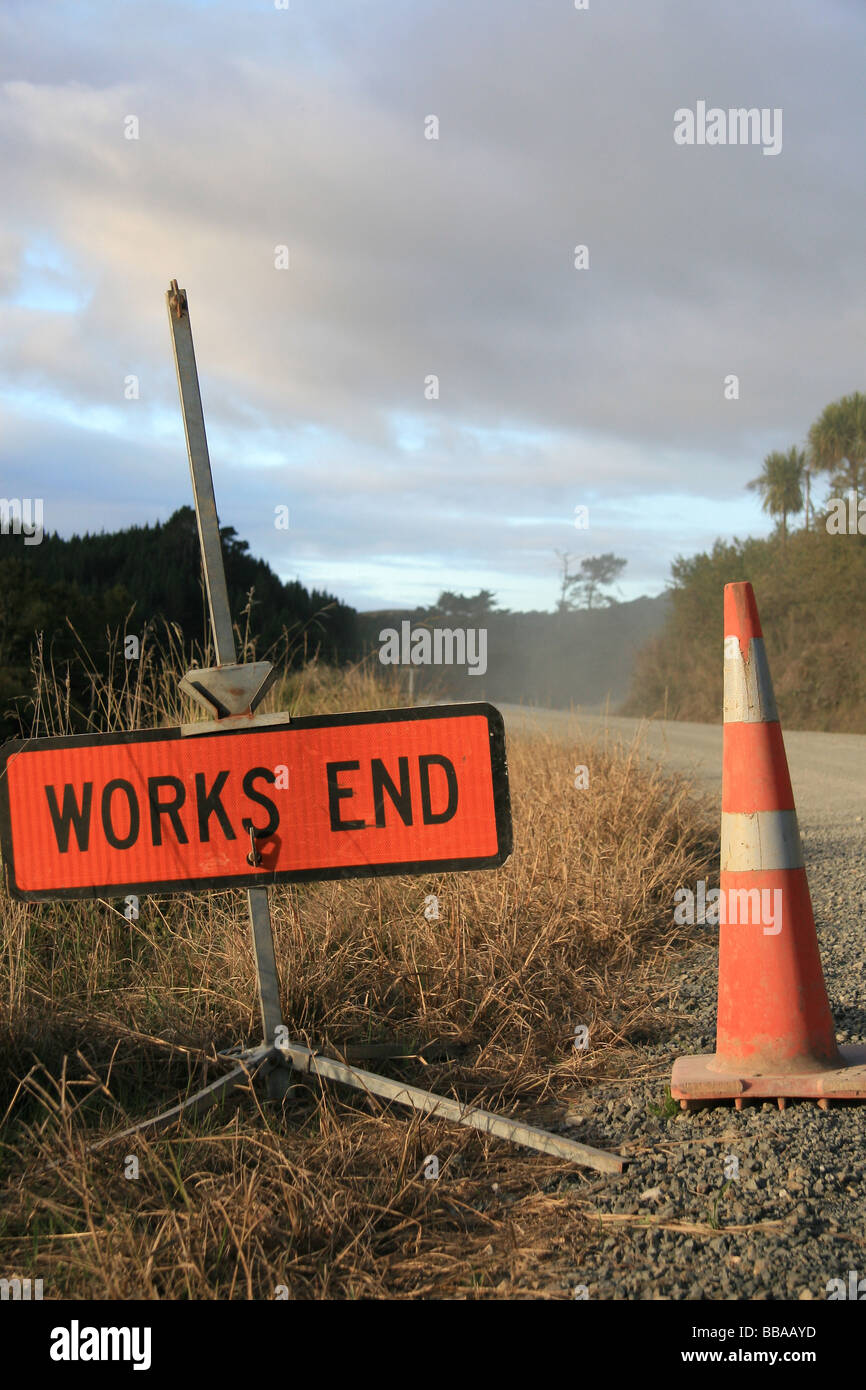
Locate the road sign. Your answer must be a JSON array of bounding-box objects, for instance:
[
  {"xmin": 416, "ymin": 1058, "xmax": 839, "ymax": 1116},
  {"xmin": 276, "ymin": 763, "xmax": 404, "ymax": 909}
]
[
  {"xmin": 0, "ymin": 278, "xmax": 623, "ymax": 1174},
  {"xmin": 0, "ymin": 703, "xmax": 511, "ymax": 901}
]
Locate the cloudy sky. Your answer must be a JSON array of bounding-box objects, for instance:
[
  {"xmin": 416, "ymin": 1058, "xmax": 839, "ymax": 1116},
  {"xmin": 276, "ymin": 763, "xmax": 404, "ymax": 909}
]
[{"xmin": 2, "ymin": 0, "xmax": 864, "ymax": 611}]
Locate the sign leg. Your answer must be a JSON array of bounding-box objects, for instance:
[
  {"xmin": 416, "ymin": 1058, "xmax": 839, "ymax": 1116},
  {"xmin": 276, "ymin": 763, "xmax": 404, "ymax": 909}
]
[{"xmin": 247, "ymin": 886, "xmax": 295, "ymax": 1098}]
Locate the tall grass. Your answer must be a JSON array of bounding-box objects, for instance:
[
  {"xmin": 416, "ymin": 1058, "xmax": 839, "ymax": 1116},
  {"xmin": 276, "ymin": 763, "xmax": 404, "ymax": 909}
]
[{"xmin": 0, "ymin": 624, "xmax": 717, "ymax": 1298}]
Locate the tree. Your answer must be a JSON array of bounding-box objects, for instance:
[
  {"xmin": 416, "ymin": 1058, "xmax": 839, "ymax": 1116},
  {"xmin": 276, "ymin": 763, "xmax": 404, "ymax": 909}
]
[
  {"xmin": 433, "ymin": 589, "xmax": 505, "ymax": 619},
  {"xmin": 807, "ymin": 391, "xmax": 866, "ymax": 498},
  {"xmin": 565, "ymin": 553, "xmax": 627, "ymax": 610},
  {"xmin": 746, "ymin": 448, "xmax": 804, "ymax": 541}
]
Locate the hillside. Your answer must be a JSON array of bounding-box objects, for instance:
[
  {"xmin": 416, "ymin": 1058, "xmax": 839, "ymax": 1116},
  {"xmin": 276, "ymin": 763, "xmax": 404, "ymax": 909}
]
[
  {"xmin": 0, "ymin": 507, "xmax": 359, "ymax": 738},
  {"xmin": 622, "ymin": 525, "xmax": 866, "ymax": 732}
]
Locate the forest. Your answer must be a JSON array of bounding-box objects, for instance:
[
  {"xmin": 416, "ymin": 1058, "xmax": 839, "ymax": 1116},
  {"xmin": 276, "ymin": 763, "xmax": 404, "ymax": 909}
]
[{"xmin": 0, "ymin": 506, "xmax": 359, "ymax": 738}]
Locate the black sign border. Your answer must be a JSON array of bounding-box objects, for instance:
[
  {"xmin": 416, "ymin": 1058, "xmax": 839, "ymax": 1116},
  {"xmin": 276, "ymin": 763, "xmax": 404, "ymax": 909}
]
[{"xmin": 0, "ymin": 703, "xmax": 512, "ymax": 902}]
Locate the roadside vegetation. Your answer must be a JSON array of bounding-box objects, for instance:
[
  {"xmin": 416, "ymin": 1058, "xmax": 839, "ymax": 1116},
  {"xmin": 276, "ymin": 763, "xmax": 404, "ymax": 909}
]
[
  {"xmin": 624, "ymin": 391, "xmax": 866, "ymax": 731},
  {"xmin": 0, "ymin": 637, "xmax": 716, "ymax": 1298}
]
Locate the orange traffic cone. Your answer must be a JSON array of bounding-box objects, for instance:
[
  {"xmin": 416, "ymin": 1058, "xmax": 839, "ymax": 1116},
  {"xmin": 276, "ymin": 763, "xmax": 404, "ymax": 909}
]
[{"xmin": 671, "ymin": 581, "xmax": 866, "ymax": 1108}]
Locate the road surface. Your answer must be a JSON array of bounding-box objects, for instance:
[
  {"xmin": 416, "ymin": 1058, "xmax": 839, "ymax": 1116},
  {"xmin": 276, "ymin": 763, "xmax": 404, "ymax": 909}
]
[{"xmin": 498, "ymin": 704, "xmax": 866, "ymax": 833}]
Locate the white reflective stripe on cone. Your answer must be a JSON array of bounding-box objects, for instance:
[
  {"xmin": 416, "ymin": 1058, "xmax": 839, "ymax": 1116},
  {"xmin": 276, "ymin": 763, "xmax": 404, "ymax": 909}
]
[
  {"xmin": 723, "ymin": 635, "xmax": 779, "ymax": 724},
  {"xmin": 721, "ymin": 809, "xmax": 804, "ymax": 873}
]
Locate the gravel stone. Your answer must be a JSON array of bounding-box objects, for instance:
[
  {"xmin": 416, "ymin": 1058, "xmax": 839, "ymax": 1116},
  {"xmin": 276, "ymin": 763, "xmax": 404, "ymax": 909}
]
[{"xmin": 555, "ymin": 822, "xmax": 866, "ymax": 1300}]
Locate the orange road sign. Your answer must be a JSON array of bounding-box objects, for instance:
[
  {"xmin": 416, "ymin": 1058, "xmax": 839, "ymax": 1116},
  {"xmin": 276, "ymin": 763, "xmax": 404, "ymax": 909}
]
[{"xmin": 0, "ymin": 704, "xmax": 511, "ymax": 901}]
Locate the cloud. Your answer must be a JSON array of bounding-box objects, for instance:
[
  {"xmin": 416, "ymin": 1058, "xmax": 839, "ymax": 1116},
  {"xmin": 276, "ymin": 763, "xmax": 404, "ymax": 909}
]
[{"xmin": 0, "ymin": 0, "xmax": 863, "ymax": 609}]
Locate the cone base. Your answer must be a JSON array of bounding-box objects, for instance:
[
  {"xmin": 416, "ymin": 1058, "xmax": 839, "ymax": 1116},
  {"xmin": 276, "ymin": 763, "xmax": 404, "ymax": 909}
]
[{"xmin": 671, "ymin": 1044, "xmax": 866, "ymax": 1104}]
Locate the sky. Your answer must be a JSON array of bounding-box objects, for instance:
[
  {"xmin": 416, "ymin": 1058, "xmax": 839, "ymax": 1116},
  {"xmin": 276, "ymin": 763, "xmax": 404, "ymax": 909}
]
[{"xmin": 1, "ymin": 0, "xmax": 864, "ymax": 611}]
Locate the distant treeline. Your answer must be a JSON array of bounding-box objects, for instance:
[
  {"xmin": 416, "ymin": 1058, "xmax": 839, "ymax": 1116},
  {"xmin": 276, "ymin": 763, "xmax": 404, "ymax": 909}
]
[
  {"xmin": 0, "ymin": 507, "xmax": 358, "ymax": 738},
  {"xmin": 357, "ymin": 595, "xmax": 669, "ymax": 708},
  {"xmin": 1, "ymin": 508, "xmax": 672, "ymax": 741},
  {"xmin": 622, "ymin": 523, "xmax": 866, "ymax": 732}
]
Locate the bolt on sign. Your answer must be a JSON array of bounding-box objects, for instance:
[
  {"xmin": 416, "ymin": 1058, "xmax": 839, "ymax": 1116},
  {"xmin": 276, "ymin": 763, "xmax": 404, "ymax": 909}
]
[{"xmin": 0, "ymin": 704, "xmax": 511, "ymax": 901}]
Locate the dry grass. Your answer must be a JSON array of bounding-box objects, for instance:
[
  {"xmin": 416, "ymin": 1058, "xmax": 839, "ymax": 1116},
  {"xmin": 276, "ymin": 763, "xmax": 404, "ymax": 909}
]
[{"xmin": 0, "ymin": 629, "xmax": 717, "ymax": 1298}]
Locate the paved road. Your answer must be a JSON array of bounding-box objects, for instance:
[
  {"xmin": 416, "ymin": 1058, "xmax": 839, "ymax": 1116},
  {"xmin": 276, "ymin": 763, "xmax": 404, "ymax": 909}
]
[{"xmin": 498, "ymin": 704, "xmax": 866, "ymax": 833}]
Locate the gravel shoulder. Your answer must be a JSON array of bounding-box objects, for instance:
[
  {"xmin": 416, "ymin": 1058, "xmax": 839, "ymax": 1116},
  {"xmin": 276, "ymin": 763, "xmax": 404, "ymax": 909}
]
[{"xmin": 500, "ymin": 705, "xmax": 866, "ymax": 1301}]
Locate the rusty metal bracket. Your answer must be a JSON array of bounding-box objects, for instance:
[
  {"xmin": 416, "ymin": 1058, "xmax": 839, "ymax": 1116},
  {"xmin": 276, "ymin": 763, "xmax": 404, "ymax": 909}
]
[{"xmin": 168, "ymin": 278, "xmax": 187, "ymax": 320}]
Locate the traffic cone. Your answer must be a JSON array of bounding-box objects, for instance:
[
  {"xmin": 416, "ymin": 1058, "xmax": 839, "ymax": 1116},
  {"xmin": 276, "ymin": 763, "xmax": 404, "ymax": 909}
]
[{"xmin": 671, "ymin": 581, "xmax": 866, "ymax": 1108}]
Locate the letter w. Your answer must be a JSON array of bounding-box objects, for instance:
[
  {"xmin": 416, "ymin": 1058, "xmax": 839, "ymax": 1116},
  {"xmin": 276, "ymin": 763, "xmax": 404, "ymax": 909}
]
[{"xmin": 44, "ymin": 782, "xmax": 93, "ymax": 852}]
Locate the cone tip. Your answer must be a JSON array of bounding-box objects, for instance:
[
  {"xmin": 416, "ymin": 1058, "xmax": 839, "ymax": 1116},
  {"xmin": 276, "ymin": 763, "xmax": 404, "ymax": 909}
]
[{"xmin": 724, "ymin": 582, "xmax": 763, "ymax": 643}]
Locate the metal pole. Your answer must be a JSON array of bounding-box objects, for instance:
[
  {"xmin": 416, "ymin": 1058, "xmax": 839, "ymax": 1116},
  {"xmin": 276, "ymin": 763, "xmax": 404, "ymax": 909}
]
[
  {"xmin": 165, "ymin": 280, "xmax": 289, "ymax": 1093},
  {"xmin": 278, "ymin": 1040, "xmax": 626, "ymax": 1173},
  {"xmin": 166, "ymin": 280, "xmax": 236, "ymax": 666}
]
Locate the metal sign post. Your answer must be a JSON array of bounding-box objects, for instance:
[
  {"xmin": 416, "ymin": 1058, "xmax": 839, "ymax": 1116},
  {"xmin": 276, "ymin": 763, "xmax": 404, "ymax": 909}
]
[{"xmin": 166, "ymin": 279, "xmax": 290, "ymax": 1098}]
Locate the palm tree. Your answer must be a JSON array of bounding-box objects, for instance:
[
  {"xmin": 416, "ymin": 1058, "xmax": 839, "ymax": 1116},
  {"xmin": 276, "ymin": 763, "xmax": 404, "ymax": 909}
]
[
  {"xmin": 747, "ymin": 448, "xmax": 805, "ymax": 541},
  {"xmin": 807, "ymin": 391, "xmax": 866, "ymax": 497}
]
